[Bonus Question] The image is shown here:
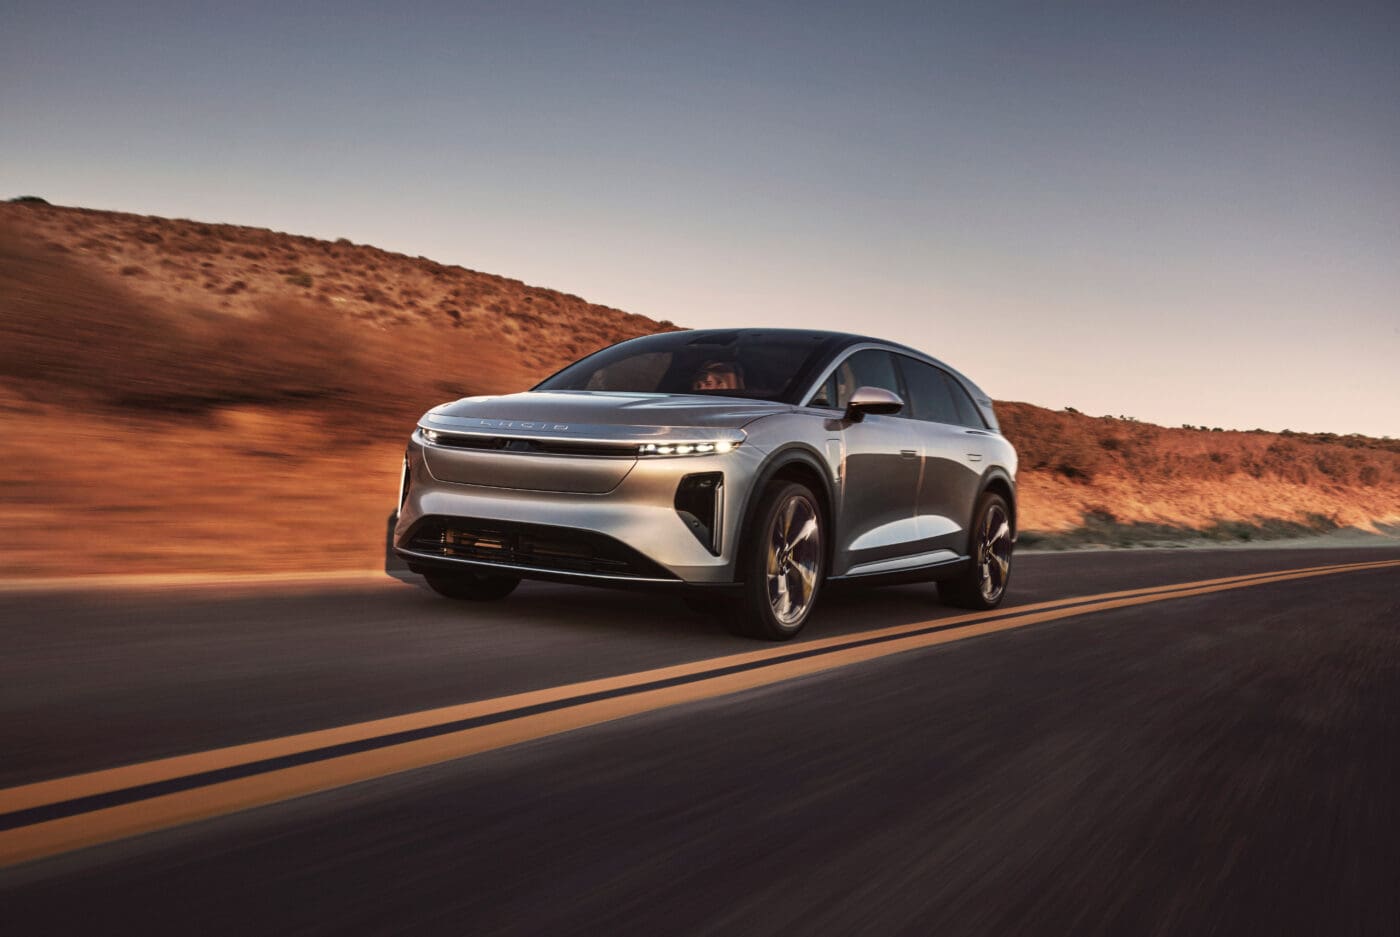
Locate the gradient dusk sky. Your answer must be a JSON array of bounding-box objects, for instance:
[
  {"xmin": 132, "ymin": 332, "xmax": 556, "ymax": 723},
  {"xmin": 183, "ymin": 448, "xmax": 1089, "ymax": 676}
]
[{"xmin": 4, "ymin": 2, "xmax": 1397, "ymax": 436}]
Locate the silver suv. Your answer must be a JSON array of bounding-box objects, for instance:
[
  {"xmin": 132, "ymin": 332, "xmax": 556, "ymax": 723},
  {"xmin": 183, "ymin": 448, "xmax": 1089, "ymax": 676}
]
[{"xmin": 392, "ymin": 329, "xmax": 1017, "ymax": 639}]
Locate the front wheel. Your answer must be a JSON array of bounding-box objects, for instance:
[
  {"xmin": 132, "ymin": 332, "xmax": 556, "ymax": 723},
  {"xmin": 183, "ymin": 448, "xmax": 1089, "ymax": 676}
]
[
  {"xmin": 938, "ymin": 493, "xmax": 1014, "ymax": 610},
  {"xmin": 423, "ymin": 569, "xmax": 520, "ymax": 601},
  {"xmin": 726, "ymin": 481, "xmax": 826, "ymax": 640}
]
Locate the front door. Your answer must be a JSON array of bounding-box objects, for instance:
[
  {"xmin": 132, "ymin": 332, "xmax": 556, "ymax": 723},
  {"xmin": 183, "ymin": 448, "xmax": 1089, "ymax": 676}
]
[{"xmin": 827, "ymin": 349, "xmax": 923, "ymax": 571}]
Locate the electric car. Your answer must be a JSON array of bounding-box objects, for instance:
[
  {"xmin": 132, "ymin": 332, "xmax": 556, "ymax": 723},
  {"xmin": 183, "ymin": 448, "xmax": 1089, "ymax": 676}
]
[{"xmin": 392, "ymin": 329, "xmax": 1016, "ymax": 639}]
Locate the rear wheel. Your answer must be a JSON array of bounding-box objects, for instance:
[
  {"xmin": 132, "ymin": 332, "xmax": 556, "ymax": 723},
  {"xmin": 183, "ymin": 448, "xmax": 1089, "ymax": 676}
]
[
  {"xmin": 726, "ymin": 481, "xmax": 825, "ymax": 640},
  {"xmin": 938, "ymin": 492, "xmax": 1013, "ymax": 610},
  {"xmin": 423, "ymin": 569, "xmax": 520, "ymax": 601}
]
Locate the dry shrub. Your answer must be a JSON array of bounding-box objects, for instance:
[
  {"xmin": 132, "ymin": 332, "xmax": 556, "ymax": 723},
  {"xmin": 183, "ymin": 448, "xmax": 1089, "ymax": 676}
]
[{"xmin": 997, "ymin": 405, "xmax": 1110, "ymax": 480}]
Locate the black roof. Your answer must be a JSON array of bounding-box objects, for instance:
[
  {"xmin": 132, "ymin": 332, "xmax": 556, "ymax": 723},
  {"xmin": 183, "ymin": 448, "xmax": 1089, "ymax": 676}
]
[{"xmin": 671, "ymin": 327, "xmax": 929, "ymax": 360}]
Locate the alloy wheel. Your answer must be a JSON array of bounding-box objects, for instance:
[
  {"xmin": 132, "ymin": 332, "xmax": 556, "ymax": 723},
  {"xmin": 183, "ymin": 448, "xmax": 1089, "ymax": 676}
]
[
  {"xmin": 766, "ymin": 493, "xmax": 822, "ymax": 626},
  {"xmin": 976, "ymin": 503, "xmax": 1013, "ymax": 604}
]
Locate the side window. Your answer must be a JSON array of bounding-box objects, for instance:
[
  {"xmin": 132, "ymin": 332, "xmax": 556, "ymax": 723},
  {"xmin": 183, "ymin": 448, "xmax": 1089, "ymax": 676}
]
[
  {"xmin": 942, "ymin": 373, "xmax": 988, "ymax": 428},
  {"xmin": 898, "ymin": 358, "xmax": 959, "ymax": 424},
  {"xmin": 839, "ymin": 349, "xmax": 905, "ymax": 414}
]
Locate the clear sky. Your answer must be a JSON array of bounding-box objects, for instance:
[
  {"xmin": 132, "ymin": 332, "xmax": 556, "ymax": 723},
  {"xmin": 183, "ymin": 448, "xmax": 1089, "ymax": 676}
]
[{"xmin": 4, "ymin": 1, "xmax": 1397, "ymax": 436}]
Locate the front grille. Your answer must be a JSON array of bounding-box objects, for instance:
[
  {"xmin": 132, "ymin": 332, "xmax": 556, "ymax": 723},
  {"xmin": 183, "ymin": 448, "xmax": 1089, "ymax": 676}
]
[
  {"xmin": 428, "ymin": 433, "xmax": 635, "ymax": 458},
  {"xmin": 403, "ymin": 516, "xmax": 677, "ymax": 580}
]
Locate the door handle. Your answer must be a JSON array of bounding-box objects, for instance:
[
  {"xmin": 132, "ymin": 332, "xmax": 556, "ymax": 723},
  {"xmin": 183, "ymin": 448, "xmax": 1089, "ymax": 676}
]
[
  {"xmin": 900, "ymin": 449, "xmax": 919, "ymax": 461},
  {"xmin": 967, "ymin": 453, "xmax": 983, "ymax": 462}
]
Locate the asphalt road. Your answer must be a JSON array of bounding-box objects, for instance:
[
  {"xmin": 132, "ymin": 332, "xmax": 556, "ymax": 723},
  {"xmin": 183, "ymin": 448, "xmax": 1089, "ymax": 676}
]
[{"xmin": 2, "ymin": 546, "xmax": 1399, "ymax": 935}]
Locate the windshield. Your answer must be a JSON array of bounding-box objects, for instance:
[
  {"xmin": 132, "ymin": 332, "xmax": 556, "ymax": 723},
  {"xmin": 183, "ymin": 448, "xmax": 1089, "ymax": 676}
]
[{"xmin": 534, "ymin": 330, "xmax": 843, "ymax": 403}]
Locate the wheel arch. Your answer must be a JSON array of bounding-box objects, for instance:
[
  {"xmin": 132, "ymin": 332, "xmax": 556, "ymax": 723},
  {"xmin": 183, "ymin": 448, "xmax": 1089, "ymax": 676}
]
[
  {"xmin": 733, "ymin": 445, "xmax": 836, "ymax": 582},
  {"xmin": 976, "ymin": 468, "xmax": 1018, "ymax": 542}
]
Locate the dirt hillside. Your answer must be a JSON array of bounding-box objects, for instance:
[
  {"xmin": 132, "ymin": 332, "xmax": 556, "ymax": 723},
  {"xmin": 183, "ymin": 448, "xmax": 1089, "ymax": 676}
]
[
  {"xmin": 1, "ymin": 199, "xmax": 1396, "ymax": 576},
  {"xmin": 996, "ymin": 403, "xmax": 1400, "ymax": 547}
]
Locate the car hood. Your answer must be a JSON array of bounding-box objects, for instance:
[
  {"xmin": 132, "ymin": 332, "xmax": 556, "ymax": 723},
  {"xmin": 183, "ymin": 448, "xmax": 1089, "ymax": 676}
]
[{"xmin": 419, "ymin": 391, "xmax": 791, "ymax": 441}]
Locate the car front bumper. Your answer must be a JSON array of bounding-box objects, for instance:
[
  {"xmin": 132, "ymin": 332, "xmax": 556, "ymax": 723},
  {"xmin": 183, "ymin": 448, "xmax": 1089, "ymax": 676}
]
[{"xmin": 392, "ymin": 439, "xmax": 766, "ymax": 585}]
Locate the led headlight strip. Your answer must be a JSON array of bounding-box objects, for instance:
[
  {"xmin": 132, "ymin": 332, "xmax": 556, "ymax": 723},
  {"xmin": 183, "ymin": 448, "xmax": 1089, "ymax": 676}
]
[{"xmin": 637, "ymin": 441, "xmax": 737, "ymax": 456}]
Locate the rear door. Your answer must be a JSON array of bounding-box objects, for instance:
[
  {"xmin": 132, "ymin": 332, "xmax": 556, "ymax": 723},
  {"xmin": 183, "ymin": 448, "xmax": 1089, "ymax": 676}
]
[{"xmin": 894, "ymin": 356, "xmax": 986, "ymax": 556}]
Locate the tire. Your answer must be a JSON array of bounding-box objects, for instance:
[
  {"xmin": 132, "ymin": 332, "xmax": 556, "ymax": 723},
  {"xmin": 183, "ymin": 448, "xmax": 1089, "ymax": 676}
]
[
  {"xmin": 725, "ymin": 480, "xmax": 826, "ymax": 640},
  {"xmin": 938, "ymin": 492, "xmax": 1014, "ymax": 610},
  {"xmin": 423, "ymin": 569, "xmax": 520, "ymax": 601}
]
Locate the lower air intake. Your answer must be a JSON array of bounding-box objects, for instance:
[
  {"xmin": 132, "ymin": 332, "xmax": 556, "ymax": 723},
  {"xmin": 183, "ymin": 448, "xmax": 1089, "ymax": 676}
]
[{"xmin": 404, "ymin": 516, "xmax": 678, "ymax": 580}]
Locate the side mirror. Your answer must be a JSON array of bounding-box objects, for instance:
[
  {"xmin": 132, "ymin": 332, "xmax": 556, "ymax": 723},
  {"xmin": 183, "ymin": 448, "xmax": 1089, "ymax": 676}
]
[{"xmin": 845, "ymin": 386, "xmax": 904, "ymax": 420}]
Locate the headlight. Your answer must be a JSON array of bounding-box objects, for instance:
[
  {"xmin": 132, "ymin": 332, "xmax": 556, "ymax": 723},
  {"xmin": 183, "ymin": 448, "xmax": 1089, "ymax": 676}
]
[
  {"xmin": 638, "ymin": 440, "xmax": 738, "ymax": 457},
  {"xmin": 419, "ymin": 428, "xmax": 440, "ymax": 444}
]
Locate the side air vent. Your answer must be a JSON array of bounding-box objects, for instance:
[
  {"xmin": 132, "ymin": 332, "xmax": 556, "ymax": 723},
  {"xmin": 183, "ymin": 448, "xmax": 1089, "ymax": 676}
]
[{"xmin": 675, "ymin": 472, "xmax": 724, "ymax": 555}]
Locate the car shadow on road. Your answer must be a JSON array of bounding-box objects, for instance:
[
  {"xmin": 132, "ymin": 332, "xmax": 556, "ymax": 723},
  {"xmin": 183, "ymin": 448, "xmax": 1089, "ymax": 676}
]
[{"xmin": 433, "ymin": 577, "xmax": 973, "ymax": 646}]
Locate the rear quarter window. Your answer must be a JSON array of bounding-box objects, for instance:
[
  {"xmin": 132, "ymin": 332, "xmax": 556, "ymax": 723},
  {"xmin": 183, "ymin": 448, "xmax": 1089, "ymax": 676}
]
[{"xmin": 943, "ymin": 373, "xmax": 989, "ymax": 428}]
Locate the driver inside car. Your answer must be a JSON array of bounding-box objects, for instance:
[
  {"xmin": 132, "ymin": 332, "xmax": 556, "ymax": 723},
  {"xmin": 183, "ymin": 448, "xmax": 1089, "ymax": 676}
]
[{"xmin": 692, "ymin": 360, "xmax": 745, "ymax": 392}]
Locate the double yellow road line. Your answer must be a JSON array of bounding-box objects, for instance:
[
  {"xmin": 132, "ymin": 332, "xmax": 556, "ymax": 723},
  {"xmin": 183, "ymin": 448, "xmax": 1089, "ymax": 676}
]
[{"xmin": 2, "ymin": 557, "xmax": 1397, "ymax": 869}]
